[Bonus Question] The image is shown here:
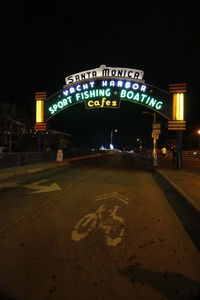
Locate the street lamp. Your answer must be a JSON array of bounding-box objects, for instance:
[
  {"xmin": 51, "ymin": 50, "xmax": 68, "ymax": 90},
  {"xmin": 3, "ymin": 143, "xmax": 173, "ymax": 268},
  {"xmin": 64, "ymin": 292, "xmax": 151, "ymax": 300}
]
[
  {"xmin": 136, "ymin": 138, "xmax": 142, "ymax": 151},
  {"xmin": 110, "ymin": 129, "xmax": 118, "ymax": 149}
]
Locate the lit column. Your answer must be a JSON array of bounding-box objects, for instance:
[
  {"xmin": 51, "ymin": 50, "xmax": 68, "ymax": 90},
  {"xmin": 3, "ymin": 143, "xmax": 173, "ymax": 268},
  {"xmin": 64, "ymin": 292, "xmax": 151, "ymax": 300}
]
[
  {"xmin": 168, "ymin": 83, "xmax": 187, "ymax": 169},
  {"xmin": 34, "ymin": 92, "xmax": 47, "ymax": 131},
  {"xmin": 172, "ymin": 92, "xmax": 184, "ymax": 121}
]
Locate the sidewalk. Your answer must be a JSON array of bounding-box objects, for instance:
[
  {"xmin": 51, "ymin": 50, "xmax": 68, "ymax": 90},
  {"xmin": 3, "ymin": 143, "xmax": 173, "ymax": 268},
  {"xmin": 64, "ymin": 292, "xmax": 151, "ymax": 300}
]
[
  {"xmin": 0, "ymin": 153, "xmax": 103, "ymax": 181},
  {"xmin": 156, "ymin": 156, "xmax": 200, "ymax": 214}
]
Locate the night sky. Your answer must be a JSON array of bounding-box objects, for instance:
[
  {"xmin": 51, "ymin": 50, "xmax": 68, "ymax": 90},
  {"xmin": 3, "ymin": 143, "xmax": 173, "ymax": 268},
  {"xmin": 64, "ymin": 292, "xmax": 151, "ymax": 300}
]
[{"xmin": 1, "ymin": 1, "xmax": 200, "ymax": 149}]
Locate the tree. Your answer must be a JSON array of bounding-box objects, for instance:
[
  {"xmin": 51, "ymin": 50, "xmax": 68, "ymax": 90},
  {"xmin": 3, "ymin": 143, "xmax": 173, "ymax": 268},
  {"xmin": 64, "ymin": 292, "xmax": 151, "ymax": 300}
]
[
  {"xmin": 0, "ymin": 102, "xmax": 28, "ymax": 152},
  {"xmin": 59, "ymin": 138, "xmax": 72, "ymax": 150}
]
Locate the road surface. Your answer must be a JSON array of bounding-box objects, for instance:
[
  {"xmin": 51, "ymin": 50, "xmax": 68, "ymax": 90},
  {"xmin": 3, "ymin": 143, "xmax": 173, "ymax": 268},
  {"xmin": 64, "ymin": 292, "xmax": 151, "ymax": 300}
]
[{"xmin": 0, "ymin": 153, "xmax": 200, "ymax": 300}]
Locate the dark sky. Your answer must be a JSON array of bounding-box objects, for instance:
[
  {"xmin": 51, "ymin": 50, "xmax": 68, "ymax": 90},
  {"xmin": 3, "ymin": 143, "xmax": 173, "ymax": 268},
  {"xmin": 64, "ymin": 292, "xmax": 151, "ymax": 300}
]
[{"xmin": 1, "ymin": 1, "xmax": 200, "ymax": 149}]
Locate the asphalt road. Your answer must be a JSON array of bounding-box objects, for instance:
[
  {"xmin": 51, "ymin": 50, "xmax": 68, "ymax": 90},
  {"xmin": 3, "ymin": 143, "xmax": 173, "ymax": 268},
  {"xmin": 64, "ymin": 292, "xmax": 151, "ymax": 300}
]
[{"xmin": 0, "ymin": 153, "xmax": 200, "ymax": 300}]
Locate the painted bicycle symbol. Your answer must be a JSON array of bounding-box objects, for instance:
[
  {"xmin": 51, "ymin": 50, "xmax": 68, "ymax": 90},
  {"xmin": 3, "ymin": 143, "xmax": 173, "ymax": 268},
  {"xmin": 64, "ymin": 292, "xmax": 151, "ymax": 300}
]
[{"xmin": 71, "ymin": 204, "xmax": 125, "ymax": 246}]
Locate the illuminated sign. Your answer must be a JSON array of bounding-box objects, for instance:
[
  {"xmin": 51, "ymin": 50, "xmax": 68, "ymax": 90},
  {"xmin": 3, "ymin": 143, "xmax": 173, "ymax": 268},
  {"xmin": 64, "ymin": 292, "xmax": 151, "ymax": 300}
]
[
  {"xmin": 65, "ymin": 65, "xmax": 144, "ymax": 85},
  {"xmin": 85, "ymin": 98, "xmax": 120, "ymax": 109},
  {"xmin": 46, "ymin": 78, "xmax": 170, "ymax": 120}
]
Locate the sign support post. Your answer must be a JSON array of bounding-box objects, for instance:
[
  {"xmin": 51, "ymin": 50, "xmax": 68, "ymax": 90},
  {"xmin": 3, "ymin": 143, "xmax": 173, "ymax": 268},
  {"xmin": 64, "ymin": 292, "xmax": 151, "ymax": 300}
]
[
  {"xmin": 176, "ymin": 131, "xmax": 183, "ymax": 169},
  {"xmin": 152, "ymin": 113, "xmax": 161, "ymax": 167},
  {"xmin": 152, "ymin": 113, "xmax": 157, "ymax": 167}
]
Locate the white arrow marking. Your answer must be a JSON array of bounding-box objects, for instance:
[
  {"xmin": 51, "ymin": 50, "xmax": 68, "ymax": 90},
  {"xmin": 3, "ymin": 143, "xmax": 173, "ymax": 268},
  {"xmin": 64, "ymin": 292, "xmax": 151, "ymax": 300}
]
[
  {"xmin": 95, "ymin": 192, "xmax": 129, "ymax": 204},
  {"xmin": 25, "ymin": 179, "xmax": 61, "ymax": 194}
]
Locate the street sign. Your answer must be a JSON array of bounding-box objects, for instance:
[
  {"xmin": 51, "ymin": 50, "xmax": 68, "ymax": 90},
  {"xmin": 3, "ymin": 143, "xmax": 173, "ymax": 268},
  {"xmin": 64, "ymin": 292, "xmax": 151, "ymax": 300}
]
[
  {"xmin": 152, "ymin": 129, "xmax": 160, "ymax": 135},
  {"xmin": 152, "ymin": 123, "xmax": 161, "ymax": 130},
  {"xmin": 152, "ymin": 123, "xmax": 161, "ymax": 136},
  {"xmin": 152, "ymin": 133, "xmax": 159, "ymax": 140}
]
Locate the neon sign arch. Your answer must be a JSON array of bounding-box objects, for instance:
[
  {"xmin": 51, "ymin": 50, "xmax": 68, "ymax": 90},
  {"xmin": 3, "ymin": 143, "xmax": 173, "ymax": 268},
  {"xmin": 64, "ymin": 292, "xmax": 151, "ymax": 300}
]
[
  {"xmin": 35, "ymin": 65, "xmax": 188, "ymax": 133},
  {"xmin": 34, "ymin": 66, "xmax": 187, "ymax": 170},
  {"xmin": 45, "ymin": 77, "xmax": 171, "ymax": 121}
]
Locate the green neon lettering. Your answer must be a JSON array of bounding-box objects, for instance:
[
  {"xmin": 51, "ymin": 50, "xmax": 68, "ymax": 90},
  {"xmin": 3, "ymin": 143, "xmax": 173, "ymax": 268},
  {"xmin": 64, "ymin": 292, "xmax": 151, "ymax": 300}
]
[
  {"xmin": 105, "ymin": 88, "xmax": 111, "ymax": 97},
  {"xmin": 133, "ymin": 93, "xmax": 139, "ymax": 101},
  {"xmin": 99, "ymin": 89, "xmax": 105, "ymax": 96},
  {"xmin": 120, "ymin": 89, "xmax": 126, "ymax": 98},
  {"xmin": 58, "ymin": 101, "xmax": 64, "ymax": 109},
  {"xmin": 145, "ymin": 96, "xmax": 151, "ymax": 104},
  {"xmin": 156, "ymin": 101, "xmax": 163, "ymax": 110},
  {"xmin": 63, "ymin": 99, "xmax": 68, "ymax": 106},
  {"xmin": 89, "ymin": 90, "xmax": 96, "ymax": 98},
  {"xmin": 76, "ymin": 93, "xmax": 81, "ymax": 101},
  {"xmin": 53, "ymin": 104, "xmax": 57, "ymax": 111},
  {"xmin": 140, "ymin": 94, "xmax": 147, "ymax": 102},
  {"xmin": 67, "ymin": 96, "xmax": 72, "ymax": 103},
  {"xmin": 49, "ymin": 107, "xmax": 54, "ymax": 114},
  {"xmin": 149, "ymin": 98, "xmax": 157, "ymax": 107},
  {"xmin": 84, "ymin": 91, "xmax": 89, "ymax": 99},
  {"xmin": 127, "ymin": 91, "xmax": 134, "ymax": 99}
]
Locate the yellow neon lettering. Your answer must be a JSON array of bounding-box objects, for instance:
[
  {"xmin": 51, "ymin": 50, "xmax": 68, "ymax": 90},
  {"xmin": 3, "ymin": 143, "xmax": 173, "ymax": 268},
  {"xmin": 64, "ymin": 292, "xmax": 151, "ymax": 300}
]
[
  {"xmin": 94, "ymin": 100, "xmax": 100, "ymax": 106},
  {"xmin": 88, "ymin": 100, "xmax": 94, "ymax": 107},
  {"xmin": 101, "ymin": 98, "xmax": 106, "ymax": 107}
]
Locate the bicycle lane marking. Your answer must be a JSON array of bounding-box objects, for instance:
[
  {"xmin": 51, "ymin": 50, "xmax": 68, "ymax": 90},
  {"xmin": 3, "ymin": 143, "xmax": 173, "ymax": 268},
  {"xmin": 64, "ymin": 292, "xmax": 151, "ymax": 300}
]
[
  {"xmin": 71, "ymin": 193, "xmax": 129, "ymax": 246},
  {"xmin": 71, "ymin": 212, "xmax": 98, "ymax": 241},
  {"xmin": 94, "ymin": 192, "xmax": 129, "ymax": 205}
]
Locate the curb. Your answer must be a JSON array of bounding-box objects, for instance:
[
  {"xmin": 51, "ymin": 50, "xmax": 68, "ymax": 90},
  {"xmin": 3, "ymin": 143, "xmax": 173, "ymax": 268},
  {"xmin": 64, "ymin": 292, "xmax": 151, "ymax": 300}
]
[{"xmin": 156, "ymin": 168, "xmax": 200, "ymax": 216}]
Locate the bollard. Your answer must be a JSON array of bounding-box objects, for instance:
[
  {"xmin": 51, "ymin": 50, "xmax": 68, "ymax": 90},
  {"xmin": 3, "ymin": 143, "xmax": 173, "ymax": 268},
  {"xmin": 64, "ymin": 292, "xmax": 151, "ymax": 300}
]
[{"xmin": 56, "ymin": 149, "xmax": 63, "ymax": 162}]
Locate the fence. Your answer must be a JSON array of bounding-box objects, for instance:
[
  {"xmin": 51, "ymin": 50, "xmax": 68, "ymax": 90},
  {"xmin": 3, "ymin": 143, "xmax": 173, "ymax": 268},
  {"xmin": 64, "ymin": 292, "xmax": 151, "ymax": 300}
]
[{"xmin": 0, "ymin": 150, "xmax": 96, "ymax": 169}]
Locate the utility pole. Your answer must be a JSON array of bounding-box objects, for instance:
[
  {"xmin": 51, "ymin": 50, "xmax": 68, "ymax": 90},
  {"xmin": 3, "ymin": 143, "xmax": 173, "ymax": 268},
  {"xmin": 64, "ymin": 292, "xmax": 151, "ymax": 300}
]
[
  {"xmin": 152, "ymin": 112, "xmax": 158, "ymax": 167},
  {"xmin": 142, "ymin": 111, "xmax": 160, "ymax": 167},
  {"xmin": 110, "ymin": 131, "xmax": 113, "ymax": 146}
]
